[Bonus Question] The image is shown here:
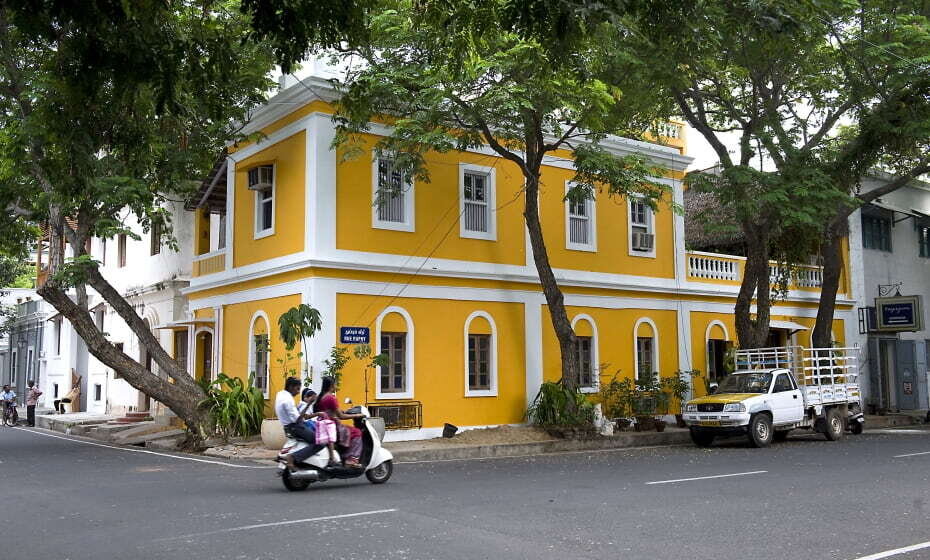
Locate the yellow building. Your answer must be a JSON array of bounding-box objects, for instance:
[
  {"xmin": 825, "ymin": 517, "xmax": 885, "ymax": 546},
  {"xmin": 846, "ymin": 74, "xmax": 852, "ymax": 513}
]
[{"xmin": 182, "ymin": 77, "xmax": 855, "ymax": 440}]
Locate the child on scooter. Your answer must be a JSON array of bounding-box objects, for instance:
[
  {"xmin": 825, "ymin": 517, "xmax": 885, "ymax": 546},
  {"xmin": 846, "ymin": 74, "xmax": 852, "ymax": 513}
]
[{"xmin": 315, "ymin": 411, "xmax": 339, "ymax": 467}]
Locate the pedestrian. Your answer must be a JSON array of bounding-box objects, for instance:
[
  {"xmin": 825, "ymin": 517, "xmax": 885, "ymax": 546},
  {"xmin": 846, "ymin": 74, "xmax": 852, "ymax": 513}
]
[{"xmin": 25, "ymin": 380, "xmax": 42, "ymax": 427}]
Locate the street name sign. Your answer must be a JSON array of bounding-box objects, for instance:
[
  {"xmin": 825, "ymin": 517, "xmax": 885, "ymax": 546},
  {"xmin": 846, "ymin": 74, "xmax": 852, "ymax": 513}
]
[
  {"xmin": 340, "ymin": 326, "xmax": 370, "ymax": 344},
  {"xmin": 876, "ymin": 295, "xmax": 924, "ymax": 332}
]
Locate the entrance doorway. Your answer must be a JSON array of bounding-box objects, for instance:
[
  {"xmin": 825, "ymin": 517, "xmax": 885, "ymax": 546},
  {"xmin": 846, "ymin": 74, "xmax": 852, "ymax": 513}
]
[
  {"xmin": 874, "ymin": 338, "xmax": 919, "ymax": 412},
  {"xmin": 707, "ymin": 340, "xmax": 730, "ymax": 383},
  {"xmin": 195, "ymin": 331, "xmax": 213, "ymax": 381}
]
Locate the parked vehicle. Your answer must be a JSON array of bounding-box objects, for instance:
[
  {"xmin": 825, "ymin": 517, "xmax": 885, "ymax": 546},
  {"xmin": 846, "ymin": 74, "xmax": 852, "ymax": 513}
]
[
  {"xmin": 276, "ymin": 403, "xmax": 394, "ymax": 491},
  {"xmin": 682, "ymin": 346, "xmax": 864, "ymax": 448}
]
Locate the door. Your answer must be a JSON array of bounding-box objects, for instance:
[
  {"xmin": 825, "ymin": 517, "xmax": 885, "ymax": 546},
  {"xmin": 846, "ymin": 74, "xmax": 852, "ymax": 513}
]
[
  {"xmin": 896, "ymin": 340, "xmax": 917, "ymax": 410},
  {"xmin": 879, "ymin": 339, "xmax": 897, "ymax": 411},
  {"xmin": 769, "ymin": 372, "xmax": 803, "ymax": 425}
]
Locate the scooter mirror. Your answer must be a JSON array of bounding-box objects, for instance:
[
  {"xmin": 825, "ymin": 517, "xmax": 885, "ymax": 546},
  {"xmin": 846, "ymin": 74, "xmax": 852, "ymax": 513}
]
[{"xmin": 344, "ymin": 397, "xmax": 353, "ymax": 405}]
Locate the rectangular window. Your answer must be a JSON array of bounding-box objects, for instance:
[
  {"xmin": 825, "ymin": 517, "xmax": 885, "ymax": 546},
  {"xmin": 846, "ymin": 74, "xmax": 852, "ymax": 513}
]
[
  {"xmin": 373, "ymin": 158, "xmax": 413, "ymax": 229},
  {"xmin": 94, "ymin": 308, "xmax": 104, "ymax": 331},
  {"xmin": 636, "ymin": 336, "xmax": 654, "ymax": 385},
  {"xmin": 253, "ymin": 334, "xmax": 269, "ymax": 394},
  {"xmin": 118, "ymin": 234, "xmax": 127, "ymax": 267},
  {"xmin": 468, "ymin": 334, "xmax": 491, "ymax": 391},
  {"xmin": 100, "ymin": 238, "xmax": 106, "ymax": 266},
  {"xmin": 566, "ymin": 182, "xmax": 596, "ymax": 251},
  {"xmin": 630, "ymin": 199, "xmax": 655, "ymax": 254},
  {"xmin": 919, "ymin": 226, "xmax": 930, "ymax": 258},
  {"xmin": 54, "ymin": 318, "xmax": 62, "ymax": 355},
  {"xmin": 249, "ymin": 165, "xmax": 275, "ymax": 237},
  {"xmin": 26, "ymin": 348, "xmax": 33, "ymax": 380},
  {"xmin": 10, "ymin": 350, "xmax": 17, "ymax": 384},
  {"xmin": 150, "ymin": 222, "xmax": 162, "ymax": 255},
  {"xmin": 574, "ymin": 336, "xmax": 594, "ymax": 388},
  {"xmin": 94, "ymin": 384, "xmax": 102, "ymax": 402},
  {"xmin": 380, "ymin": 332, "xmax": 407, "ymax": 393},
  {"xmin": 862, "ymin": 214, "xmax": 892, "ymax": 252},
  {"xmin": 53, "ymin": 383, "xmax": 59, "ymax": 398},
  {"xmin": 459, "ymin": 164, "xmax": 496, "ymax": 240}
]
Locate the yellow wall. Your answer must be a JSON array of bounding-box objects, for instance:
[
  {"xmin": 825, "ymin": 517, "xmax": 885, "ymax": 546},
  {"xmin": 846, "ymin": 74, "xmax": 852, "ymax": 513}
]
[
  {"xmin": 220, "ymin": 294, "xmax": 302, "ymax": 416},
  {"xmin": 233, "ymin": 131, "xmax": 306, "ymax": 268},
  {"xmin": 335, "ymin": 294, "xmax": 526, "ymax": 428},
  {"xmin": 541, "ymin": 306, "xmax": 680, "ymax": 387}
]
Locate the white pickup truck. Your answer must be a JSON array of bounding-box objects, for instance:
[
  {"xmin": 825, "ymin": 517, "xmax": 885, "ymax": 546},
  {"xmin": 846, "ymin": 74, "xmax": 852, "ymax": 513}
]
[{"xmin": 682, "ymin": 346, "xmax": 864, "ymax": 448}]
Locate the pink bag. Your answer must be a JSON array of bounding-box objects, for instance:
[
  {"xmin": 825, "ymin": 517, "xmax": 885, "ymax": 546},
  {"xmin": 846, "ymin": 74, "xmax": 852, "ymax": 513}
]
[{"xmin": 316, "ymin": 415, "xmax": 337, "ymax": 445}]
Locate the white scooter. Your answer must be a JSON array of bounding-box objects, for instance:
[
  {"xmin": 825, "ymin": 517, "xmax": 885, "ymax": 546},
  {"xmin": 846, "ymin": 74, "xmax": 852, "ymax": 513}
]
[{"xmin": 276, "ymin": 403, "xmax": 394, "ymax": 491}]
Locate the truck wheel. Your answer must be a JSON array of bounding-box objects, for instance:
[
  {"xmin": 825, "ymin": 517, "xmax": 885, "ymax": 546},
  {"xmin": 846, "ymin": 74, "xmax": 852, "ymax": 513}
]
[
  {"xmin": 850, "ymin": 419, "xmax": 864, "ymax": 435},
  {"xmin": 824, "ymin": 408, "xmax": 845, "ymax": 441},
  {"xmin": 773, "ymin": 430, "xmax": 791, "ymax": 442},
  {"xmin": 748, "ymin": 414, "xmax": 773, "ymax": 448},
  {"xmin": 689, "ymin": 428, "xmax": 715, "ymax": 447}
]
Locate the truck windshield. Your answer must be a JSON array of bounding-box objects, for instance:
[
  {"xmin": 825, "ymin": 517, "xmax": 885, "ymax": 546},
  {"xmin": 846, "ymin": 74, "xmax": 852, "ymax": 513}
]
[{"xmin": 717, "ymin": 372, "xmax": 772, "ymax": 394}]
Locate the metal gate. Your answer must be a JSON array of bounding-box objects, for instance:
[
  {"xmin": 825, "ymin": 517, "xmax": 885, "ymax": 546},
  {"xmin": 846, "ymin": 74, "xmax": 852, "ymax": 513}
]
[{"xmin": 896, "ymin": 340, "xmax": 917, "ymax": 410}]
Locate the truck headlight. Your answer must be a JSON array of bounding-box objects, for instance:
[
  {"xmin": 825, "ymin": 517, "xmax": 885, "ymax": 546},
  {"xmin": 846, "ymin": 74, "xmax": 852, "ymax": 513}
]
[
  {"xmin": 685, "ymin": 404, "xmax": 697, "ymax": 412},
  {"xmin": 723, "ymin": 403, "xmax": 746, "ymax": 412}
]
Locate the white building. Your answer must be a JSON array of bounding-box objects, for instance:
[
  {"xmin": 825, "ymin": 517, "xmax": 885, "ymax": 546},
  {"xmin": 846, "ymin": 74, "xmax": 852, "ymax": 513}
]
[
  {"xmin": 41, "ymin": 200, "xmax": 195, "ymax": 416},
  {"xmin": 849, "ymin": 172, "xmax": 930, "ymax": 413}
]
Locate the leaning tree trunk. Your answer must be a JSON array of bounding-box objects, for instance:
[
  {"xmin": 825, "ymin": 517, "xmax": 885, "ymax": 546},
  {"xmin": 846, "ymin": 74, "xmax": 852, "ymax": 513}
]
[
  {"xmin": 39, "ymin": 220, "xmax": 213, "ymax": 448},
  {"xmin": 523, "ymin": 174, "xmax": 579, "ymax": 389},
  {"xmin": 735, "ymin": 229, "xmax": 772, "ymax": 349},
  {"xmin": 812, "ymin": 220, "xmax": 847, "ymax": 348}
]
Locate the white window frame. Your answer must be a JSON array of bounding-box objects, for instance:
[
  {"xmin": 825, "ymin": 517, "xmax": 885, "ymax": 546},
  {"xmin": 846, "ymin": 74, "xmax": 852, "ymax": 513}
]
[
  {"xmin": 375, "ymin": 306, "xmax": 414, "ymax": 400},
  {"xmin": 627, "ymin": 196, "xmax": 656, "ymax": 258},
  {"xmin": 463, "ymin": 311, "xmax": 499, "ymax": 397},
  {"xmin": 250, "ymin": 164, "xmax": 276, "ymax": 239},
  {"xmin": 371, "ymin": 156, "xmax": 415, "ymax": 232},
  {"xmin": 632, "ymin": 317, "xmax": 660, "ymax": 383},
  {"xmin": 26, "ymin": 346, "xmax": 34, "ymax": 383},
  {"xmin": 571, "ymin": 314, "xmax": 600, "ymax": 393},
  {"xmin": 10, "ymin": 349, "xmax": 17, "ymax": 384},
  {"xmin": 54, "ymin": 318, "xmax": 62, "ymax": 356},
  {"xmin": 459, "ymin": 163, "xmax": 497, "ymax": 241},
  {"xmin": 565, "ymin": 181, "xmax": 597, "ymax": 252},
  {"xmin": 247, "ymin": 311, "xmax": 271, "ymax": 398}
]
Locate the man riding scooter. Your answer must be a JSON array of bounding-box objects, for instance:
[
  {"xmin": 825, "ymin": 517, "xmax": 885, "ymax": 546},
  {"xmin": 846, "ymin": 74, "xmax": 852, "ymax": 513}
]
[{"xmin": 275, "ymin": 377, "xmax": 324, "ymax": 470}]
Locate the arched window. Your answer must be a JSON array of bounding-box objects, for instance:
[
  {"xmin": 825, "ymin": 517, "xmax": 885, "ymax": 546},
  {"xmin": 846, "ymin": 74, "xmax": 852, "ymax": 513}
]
[
  {"xmin": 633, "ymin": 318, "xmax": 659, "ymax": 386},
  {"xmin": 464, "ymin": 311, "xmax": 498, "ymax": 397},
  {"xmin": 571, "ymin": 314, "xmax": 599, "ymax": 391},
  {"xmin": 376, "ymin": 306, "xmax": 414, "ymax": 399},
  {"xmin": 248, "ymin": 312, "xmax": 270, "ymax": 397}
]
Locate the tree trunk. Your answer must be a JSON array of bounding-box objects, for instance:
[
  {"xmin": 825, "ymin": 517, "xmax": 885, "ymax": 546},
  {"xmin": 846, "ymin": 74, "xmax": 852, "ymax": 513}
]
[
  {"xmin": 39, "ymin": 219, "xmax": 213, "ymax": 448},
  {"xmin": 523, "ymin": 175, "xmax": 578, "ymax": 389},
  {"xmin": 812, "ymin": 221, "xmax": 846, "ymax": 348},
  {"xmin": 735, "ymin": 230, "xmax": 772, "ymax": 349}
]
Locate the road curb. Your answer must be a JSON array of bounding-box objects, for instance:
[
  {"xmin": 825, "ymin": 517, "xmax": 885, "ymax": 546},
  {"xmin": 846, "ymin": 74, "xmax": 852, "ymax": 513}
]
[{"xmin": 389, "ymin": 430, "xmax": 693, "ymax": 462}]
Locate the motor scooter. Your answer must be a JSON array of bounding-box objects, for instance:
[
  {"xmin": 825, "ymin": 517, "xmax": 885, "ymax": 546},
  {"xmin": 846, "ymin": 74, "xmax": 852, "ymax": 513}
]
[{"xmin": 276, "ymin": 402, "xmax": 393, "ymax": 491}]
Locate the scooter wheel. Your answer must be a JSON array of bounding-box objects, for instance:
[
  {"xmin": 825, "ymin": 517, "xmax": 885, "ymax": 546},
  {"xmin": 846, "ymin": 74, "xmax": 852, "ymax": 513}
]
[
  {"xmin": 281, "ymin": 471, "xmax": 311, "ymax": 492},
  {"xmin": 365, "ymin": 460, "xmax": 393, "ymax": 484}
]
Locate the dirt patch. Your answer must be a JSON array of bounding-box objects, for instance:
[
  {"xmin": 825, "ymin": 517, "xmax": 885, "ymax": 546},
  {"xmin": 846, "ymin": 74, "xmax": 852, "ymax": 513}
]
[{"xmin": 434, "ymin": 425, "xmax": 557, "ymax": 445}]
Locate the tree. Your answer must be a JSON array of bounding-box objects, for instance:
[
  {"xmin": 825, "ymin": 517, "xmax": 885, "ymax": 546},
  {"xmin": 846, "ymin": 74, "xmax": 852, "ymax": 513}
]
[
  {"xmin": 633, "ymin": 0, "xmax": 930, "ymax": 348},
  {"xmin": 0, "ymin": 0, "xmax": 275, "ymax": 446},
  {"xmin": 323, "ymin": 1, "xmax": 675, "ymax": 387}
]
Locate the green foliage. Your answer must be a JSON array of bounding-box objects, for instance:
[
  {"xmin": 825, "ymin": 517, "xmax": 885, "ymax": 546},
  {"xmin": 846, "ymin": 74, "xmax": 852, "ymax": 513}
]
[
  {"xmin": 526, "ymin": 381, "xmax": 595, "ymax": 427},
  {"xmin": 322, "ymin": 345, "xmax": 352, "ymax": 386},
  {"xmin": 594, "ymin": 374, "xmax": 634, "ymax": 419},
  {"xmin": 277, "ymin": 304, "xmax": 322, "ymax": 384},
  {"xmin": 198, "ymin": 373, "xmax": 266, "ymax": 440},
  {"xmin": 353, "ymin": 343, "xmax": 389, "ymax": 403}
]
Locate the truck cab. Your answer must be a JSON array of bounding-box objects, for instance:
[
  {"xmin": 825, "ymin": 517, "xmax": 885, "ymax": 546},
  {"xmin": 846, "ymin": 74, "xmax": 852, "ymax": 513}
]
[{"xmin": 683, "ymin": 346, "xmax": 864, "ymax": 448}]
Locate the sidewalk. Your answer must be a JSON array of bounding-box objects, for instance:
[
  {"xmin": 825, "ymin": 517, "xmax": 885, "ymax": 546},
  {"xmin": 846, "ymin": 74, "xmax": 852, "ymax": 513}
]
[{"xmin": 203, "ymin": 425, "xmax": 694, "ymax": 464}]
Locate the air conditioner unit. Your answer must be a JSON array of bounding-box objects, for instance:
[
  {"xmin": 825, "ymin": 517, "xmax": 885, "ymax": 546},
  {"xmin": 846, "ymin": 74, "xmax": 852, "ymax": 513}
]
[{"xmin": 632, "ymin": 232, "xmax": 655, "ymax": 251}]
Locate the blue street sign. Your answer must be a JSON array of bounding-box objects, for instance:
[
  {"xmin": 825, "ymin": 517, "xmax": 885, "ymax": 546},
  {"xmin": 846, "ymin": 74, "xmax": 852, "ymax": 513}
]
[
  {"xmin": 881, "ymin": 302, "xmax": 914, "ymax": 326},
  {"xmin": 876, "ymin": 295, "xmax": 923, "ymax": 332},
  {"xmin": 340, "ymin": 326, "xmax": 370, "ymax": 344}
]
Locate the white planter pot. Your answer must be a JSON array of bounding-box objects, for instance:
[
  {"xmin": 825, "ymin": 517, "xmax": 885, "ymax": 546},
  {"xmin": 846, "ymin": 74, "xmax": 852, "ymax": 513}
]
[{"xmin": 261, "ymin": 419, "xmax": 286, "ymax": 450}]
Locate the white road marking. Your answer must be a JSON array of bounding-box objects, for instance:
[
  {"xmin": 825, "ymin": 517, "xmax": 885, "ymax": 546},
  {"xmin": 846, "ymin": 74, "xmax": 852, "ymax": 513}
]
[
  {"xmin": 852, "ymin": 540, "xmax": 930, "ymax": 559},
  {"xmin": 13, "ymin": 427, "xmax": 267, "ymax": 468},
  {"xmin": 646, "ymin": 470, "xmax": 768, "ymax": 485},
  {"xmin": 158, "ymin": 509, "xmax": 398, "ymax": 541},
  {"xmin": 893, "ymin": 451, "xmax": 930, "ymax": 458},
  {"xmin": 873, "ymin": 429, "xmax": 928, "ymax": 434}
]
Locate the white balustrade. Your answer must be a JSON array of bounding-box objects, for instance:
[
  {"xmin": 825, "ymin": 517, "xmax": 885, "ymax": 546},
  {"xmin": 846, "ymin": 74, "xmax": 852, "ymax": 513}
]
[{"xmin": 687, "ymin": 253, "xmax": 740, "ymax": 281}]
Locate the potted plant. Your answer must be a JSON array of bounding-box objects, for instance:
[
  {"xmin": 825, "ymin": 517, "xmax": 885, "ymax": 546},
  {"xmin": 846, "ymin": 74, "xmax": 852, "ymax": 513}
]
[
  {"xmin": 663, "ymin": 370, "xmax": 699, "ymax": 428},
  {"xmin": 593, "ymin": 372, "xmax": 634, "ymax": 432},
  {"xmin": 527, "ymin": 380, "xmax": 597, "ymax": 439}
]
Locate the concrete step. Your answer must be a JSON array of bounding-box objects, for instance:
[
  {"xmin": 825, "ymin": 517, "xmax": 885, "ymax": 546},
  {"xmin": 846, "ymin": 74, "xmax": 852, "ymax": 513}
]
[
  {"xmin": 111, "ymin": 422, "xmax": 168, "ymax": 443},
  {"xmin": 120, "ymin": 428, "xmax": 187, "ymax": 446},
  {"xmin": 112, "ymin": 416, "xmax": 153, "ymax": 424},
  {"xmin": 126, "ymin": 411, "xmax": 152, "ymax": 418},
  {"xmin": 865, "ymin": 414, "xmax": 920, "ymax": 429}
]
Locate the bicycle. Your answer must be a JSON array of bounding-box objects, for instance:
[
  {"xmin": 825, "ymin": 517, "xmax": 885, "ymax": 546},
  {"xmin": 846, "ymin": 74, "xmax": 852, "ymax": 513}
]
[{"xmin": 2, "ymin": 402, "xmax": 18, "ymax": 427}]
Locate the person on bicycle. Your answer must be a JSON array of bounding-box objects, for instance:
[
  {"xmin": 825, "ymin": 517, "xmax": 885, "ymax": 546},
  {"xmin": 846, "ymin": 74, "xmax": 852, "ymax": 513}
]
[{"xmin": 1, "ymin": 385, "xmax": 16, "ymax": 417}]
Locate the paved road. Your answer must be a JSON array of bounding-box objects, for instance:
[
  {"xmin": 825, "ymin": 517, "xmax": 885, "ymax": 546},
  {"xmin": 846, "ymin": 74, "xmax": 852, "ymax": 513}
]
[{"xmin": 2, "ymin": 426, "xmax": 930, "ymax": 560}]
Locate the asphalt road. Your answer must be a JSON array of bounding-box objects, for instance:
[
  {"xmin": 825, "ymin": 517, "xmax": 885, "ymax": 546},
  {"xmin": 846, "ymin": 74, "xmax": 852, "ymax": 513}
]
[{"xmin": 2, "ymin": 426, "xmax": 930, "ymax": 560}]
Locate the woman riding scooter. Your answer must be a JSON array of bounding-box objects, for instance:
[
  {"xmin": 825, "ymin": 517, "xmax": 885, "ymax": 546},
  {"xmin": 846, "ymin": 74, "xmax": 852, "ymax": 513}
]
[{"xmin": 313, "ymin": 376, "xmax": 365, "ymax": 468}]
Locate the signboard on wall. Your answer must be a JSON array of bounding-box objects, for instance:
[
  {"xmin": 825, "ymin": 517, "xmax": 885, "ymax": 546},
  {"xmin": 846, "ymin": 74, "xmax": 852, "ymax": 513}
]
[
  {"xmin": 876, "ymin": 295, "xmax": 924, "ymax": 332},
  {"xmin": 340, "ymin": 326, "xmax": 370, "ymax": 344}
]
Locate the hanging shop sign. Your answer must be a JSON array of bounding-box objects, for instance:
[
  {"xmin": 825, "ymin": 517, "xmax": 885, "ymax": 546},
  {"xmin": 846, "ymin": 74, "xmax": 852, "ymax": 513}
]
[{"xmin": 876, "ymin": 295, "xmax": 924, "ymax": 332}]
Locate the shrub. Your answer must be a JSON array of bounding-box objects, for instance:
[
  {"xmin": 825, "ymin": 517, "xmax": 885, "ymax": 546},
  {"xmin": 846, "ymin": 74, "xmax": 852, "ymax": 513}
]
[
  {"xmin": 198, "ymin": 373, "xmax": 266, "ymax": 440},
  {"xmin": 526, "ymin": 381, "xmax": 595, "ymax": 427}
]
